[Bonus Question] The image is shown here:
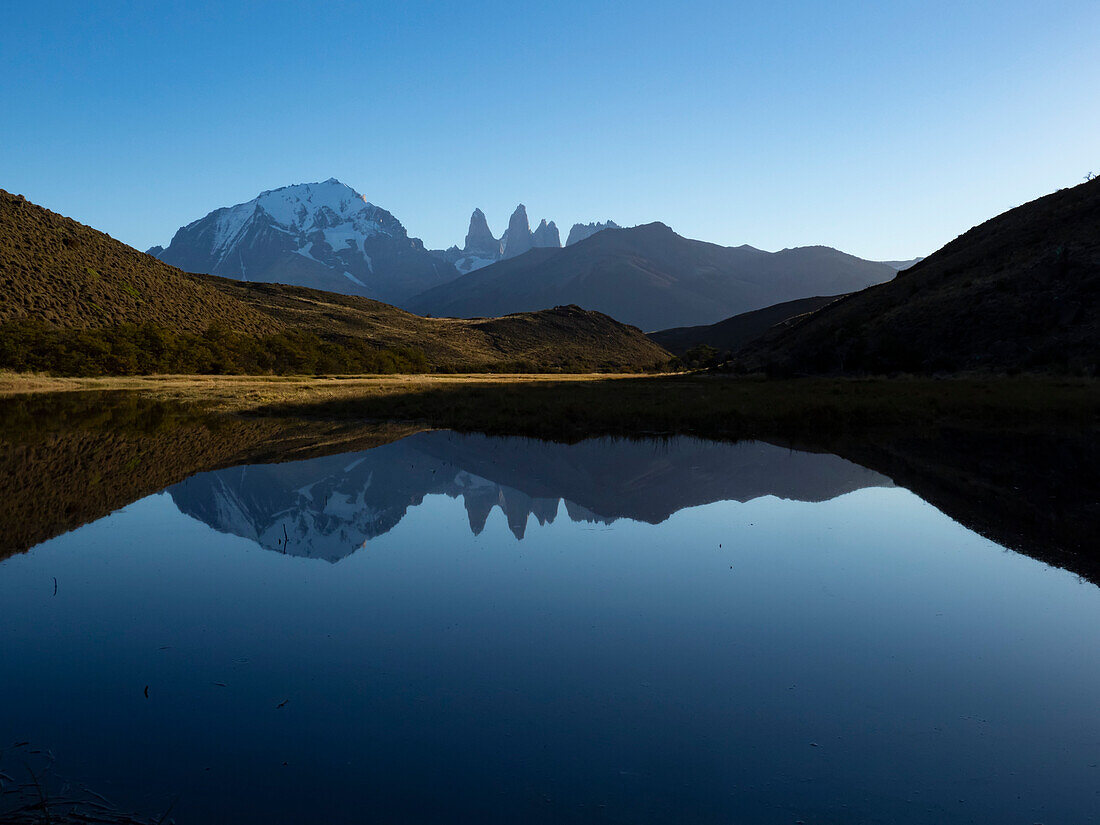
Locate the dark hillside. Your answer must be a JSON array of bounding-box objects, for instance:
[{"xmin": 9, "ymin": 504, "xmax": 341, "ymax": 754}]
[
  {"xmin": 650, "ymin": 294, "xmax": 844, "ymax": 356},
  {"xmin": 200, "ymin": 274, "xmax": 671, "ymax": 371},
  {"xmin": 735, "ymin": 178, "xmax": 1100, "ymax": 375}
]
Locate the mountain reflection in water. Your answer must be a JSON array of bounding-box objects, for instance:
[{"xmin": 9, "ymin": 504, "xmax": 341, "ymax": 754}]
[
  {"xmin": 2, "ymin": 393, "xmax": 1099, "ymax": 825},
  {"xmin": 168, "ymin": 433, "xmax": 892, "ymax": 561}
]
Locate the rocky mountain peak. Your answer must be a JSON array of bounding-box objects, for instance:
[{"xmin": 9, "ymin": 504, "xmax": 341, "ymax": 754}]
[
  {"xmin": 532, "ymin": 219, "xmax": 561, "ymax": 248},
  {"xmin": 431, "ymin": 204, "xmax": 569, "ymax": 273},
  {"xmin": 502, "ymin": 205, "xmax": 533, "ymax": 259},
  {"xmin": 464, "ymin": 208, "xmax": 500, "ymax": 257},
  {"xmin": 151, "ymin": 179, "xmax": 455, "ymax": 304},
  {"xmin": 566, "ymin": 220, "xmax": 621, "ymax": 246}
]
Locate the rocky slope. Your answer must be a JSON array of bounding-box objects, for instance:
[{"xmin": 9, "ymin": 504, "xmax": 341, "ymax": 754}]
[
  {"xmin": 151, "ymin": 179, "xmax": 457, "ymax": 304},
  {"xmin": 409, "ymin": 222, "xmax": 899, "ymax": 331},
  {"xmin": 734, "ymin": 178, "xmax": 1100, "ymax": 374}
]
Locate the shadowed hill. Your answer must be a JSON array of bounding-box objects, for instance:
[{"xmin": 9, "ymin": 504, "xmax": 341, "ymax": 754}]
[
  {"xmin": 0, "ymin": 191, "xmax": 670, "ymax": 373},
  {"xmin": 734, "ymin": 178, "xmax": 1100, "ymax": 375},
  {"xmin": 407, "ymin": 222, "xmax": 897, "ymax": 331},
  {"xmin": 0, "ymin": 189, "xmax": 275, "ymax": 334},
  {"xmin": 198, "ymin": 275, "xmax": 670, "ymax": 371},
  {"xmin": 649, "ymin": 294, "xmax": 845, "ymax": 356}
]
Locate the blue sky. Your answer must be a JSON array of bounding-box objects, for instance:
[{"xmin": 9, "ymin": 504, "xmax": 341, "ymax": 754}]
[{"xmin": 3, "ymin": 0, "xmax": 1098, "ymax": 259}]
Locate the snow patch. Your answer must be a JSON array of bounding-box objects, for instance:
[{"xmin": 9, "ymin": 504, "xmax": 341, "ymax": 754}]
[{"xmin": 455, "ymin": 255, "xmax": 497, "ymax": 274}]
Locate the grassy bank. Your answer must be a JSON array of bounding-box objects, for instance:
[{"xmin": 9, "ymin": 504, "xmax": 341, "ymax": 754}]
[
  {"xmin": 254, "ymin": 374, "xmax": 1099, "ymax": 441},
  {"xmin": 0, "ymin": 371, "xmax": 641, "ymax": 412},
  {"xmin": 2, "ymin": 371, "xmax": 1095, "ymax": 438}
]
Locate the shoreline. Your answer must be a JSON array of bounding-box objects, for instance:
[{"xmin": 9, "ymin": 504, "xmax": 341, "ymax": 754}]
[
  {"xmin": 0, "ymin": 372, "xmax": 649, "ymax": 411},
  {"xmin": 1, "ymin": 371, "xmax": 1094, "ymax": 427}
]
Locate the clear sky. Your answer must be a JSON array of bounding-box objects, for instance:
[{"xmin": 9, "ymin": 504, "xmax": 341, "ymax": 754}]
[{"xmin": 3, "ymin": 0, "xmax": 1098, "ymax": 259}]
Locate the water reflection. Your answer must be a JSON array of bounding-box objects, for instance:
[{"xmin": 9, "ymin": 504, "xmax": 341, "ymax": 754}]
[
  {"xmin": 1, "ymin": 394, "xmax": 1099, "ymax": 824},
  {"xmin": 1, "ymin": 392, "xmax": 1096, "ymax": 582},
  {"xmin": 168, "ymin": 433, "xmax": 892, "ymax": 560}
]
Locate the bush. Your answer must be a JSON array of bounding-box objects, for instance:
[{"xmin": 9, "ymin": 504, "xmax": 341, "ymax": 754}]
[{"xmin": 679, "ymin": 344, "xmax": 723, "ymax": 370}]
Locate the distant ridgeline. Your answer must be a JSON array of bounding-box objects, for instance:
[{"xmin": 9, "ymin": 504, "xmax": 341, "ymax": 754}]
[
  {"xmin": 409, "ymin": 222, "xmax": 901, "ymax": 331},
  {"xmin": 147, "ymin": 179, "xmax": 906, "ymax": 331},
  {"xmin": 0, "ymin": 190, "xmax": 671, "ymax": 376}
]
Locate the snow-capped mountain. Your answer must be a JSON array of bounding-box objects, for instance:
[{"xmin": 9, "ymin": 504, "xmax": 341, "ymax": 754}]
[{"xmin": 151, "ymin": 179, "xmax": 458, "ymax": 304}]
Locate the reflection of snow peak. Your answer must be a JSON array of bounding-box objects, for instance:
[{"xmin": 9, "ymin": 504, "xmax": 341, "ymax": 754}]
[{"xmin": 166, "ymin": 432, "xmax": 893, "ymax": 563}]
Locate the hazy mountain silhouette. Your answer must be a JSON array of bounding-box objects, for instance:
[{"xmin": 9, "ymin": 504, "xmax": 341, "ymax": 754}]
[{"xmin": 407, "ymin": 222, "xmax": 898, "ymax": 331}]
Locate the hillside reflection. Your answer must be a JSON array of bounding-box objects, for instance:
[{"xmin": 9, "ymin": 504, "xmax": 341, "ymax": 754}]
[
  {"xmin": 167, "ymin": 433, "xmax": 891, "ymax": 561},
  {"xmin": 1, "ymin": 391, "xmax": 1096, "ymax": 584}
]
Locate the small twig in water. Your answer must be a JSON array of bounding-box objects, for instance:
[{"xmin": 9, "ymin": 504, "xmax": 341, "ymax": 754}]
[
  {"xmin": 23, "ymin": 760, "xmax": 51, "ymax": 825},
  {"xmin": 153, "ymin": 794, "xmax": 179, "ymax": 825}
]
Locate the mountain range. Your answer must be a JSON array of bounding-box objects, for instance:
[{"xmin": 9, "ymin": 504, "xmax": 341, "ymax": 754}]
[
  {"xmin": 8, "ymin": 172, "xmax": 1094, "ymax": 375},
  {"xmin": 148, "ymin": 182, "xmax": 626, "ymax": 296},
  {"xmin": 148, "ymin": 179, "xmax": 906, "ymax": 330},
  {"xmin": 409, "ymin": 221, "xmax": 900, "ymax": 331},
  {"xmin": 429, "ymin": 208, "xmax": 621, "ymax": 274}
]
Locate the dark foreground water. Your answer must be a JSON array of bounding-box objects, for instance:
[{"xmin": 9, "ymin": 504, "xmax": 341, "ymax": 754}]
[{"xmin": 2, "ymin": 431, "xmax": 1098, "ymax": 823}]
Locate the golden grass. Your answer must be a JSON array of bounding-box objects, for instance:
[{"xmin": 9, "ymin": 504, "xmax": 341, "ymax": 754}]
[
  {"xmin": 0, "ymin": 371, "xmax": 652, "ymax": 412},
  {"xmin": 2, "ymin": 371, "xmax": 1095, "ymax": 436}
]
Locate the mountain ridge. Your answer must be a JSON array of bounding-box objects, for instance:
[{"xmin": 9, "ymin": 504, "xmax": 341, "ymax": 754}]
[{"xmin": 409, "ymin": 222, "xmax": 899, "ymax": 331}]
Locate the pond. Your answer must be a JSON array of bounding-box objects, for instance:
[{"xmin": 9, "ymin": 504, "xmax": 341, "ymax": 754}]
[{"xmin": 1, "ymin": 417, "xmax": 1098, "ymax": 823}]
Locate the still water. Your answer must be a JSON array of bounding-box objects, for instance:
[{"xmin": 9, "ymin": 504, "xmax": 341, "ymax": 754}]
[{"xmin": 1, "ymin": 432, "xmax": 1098, "ymax": 823}]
